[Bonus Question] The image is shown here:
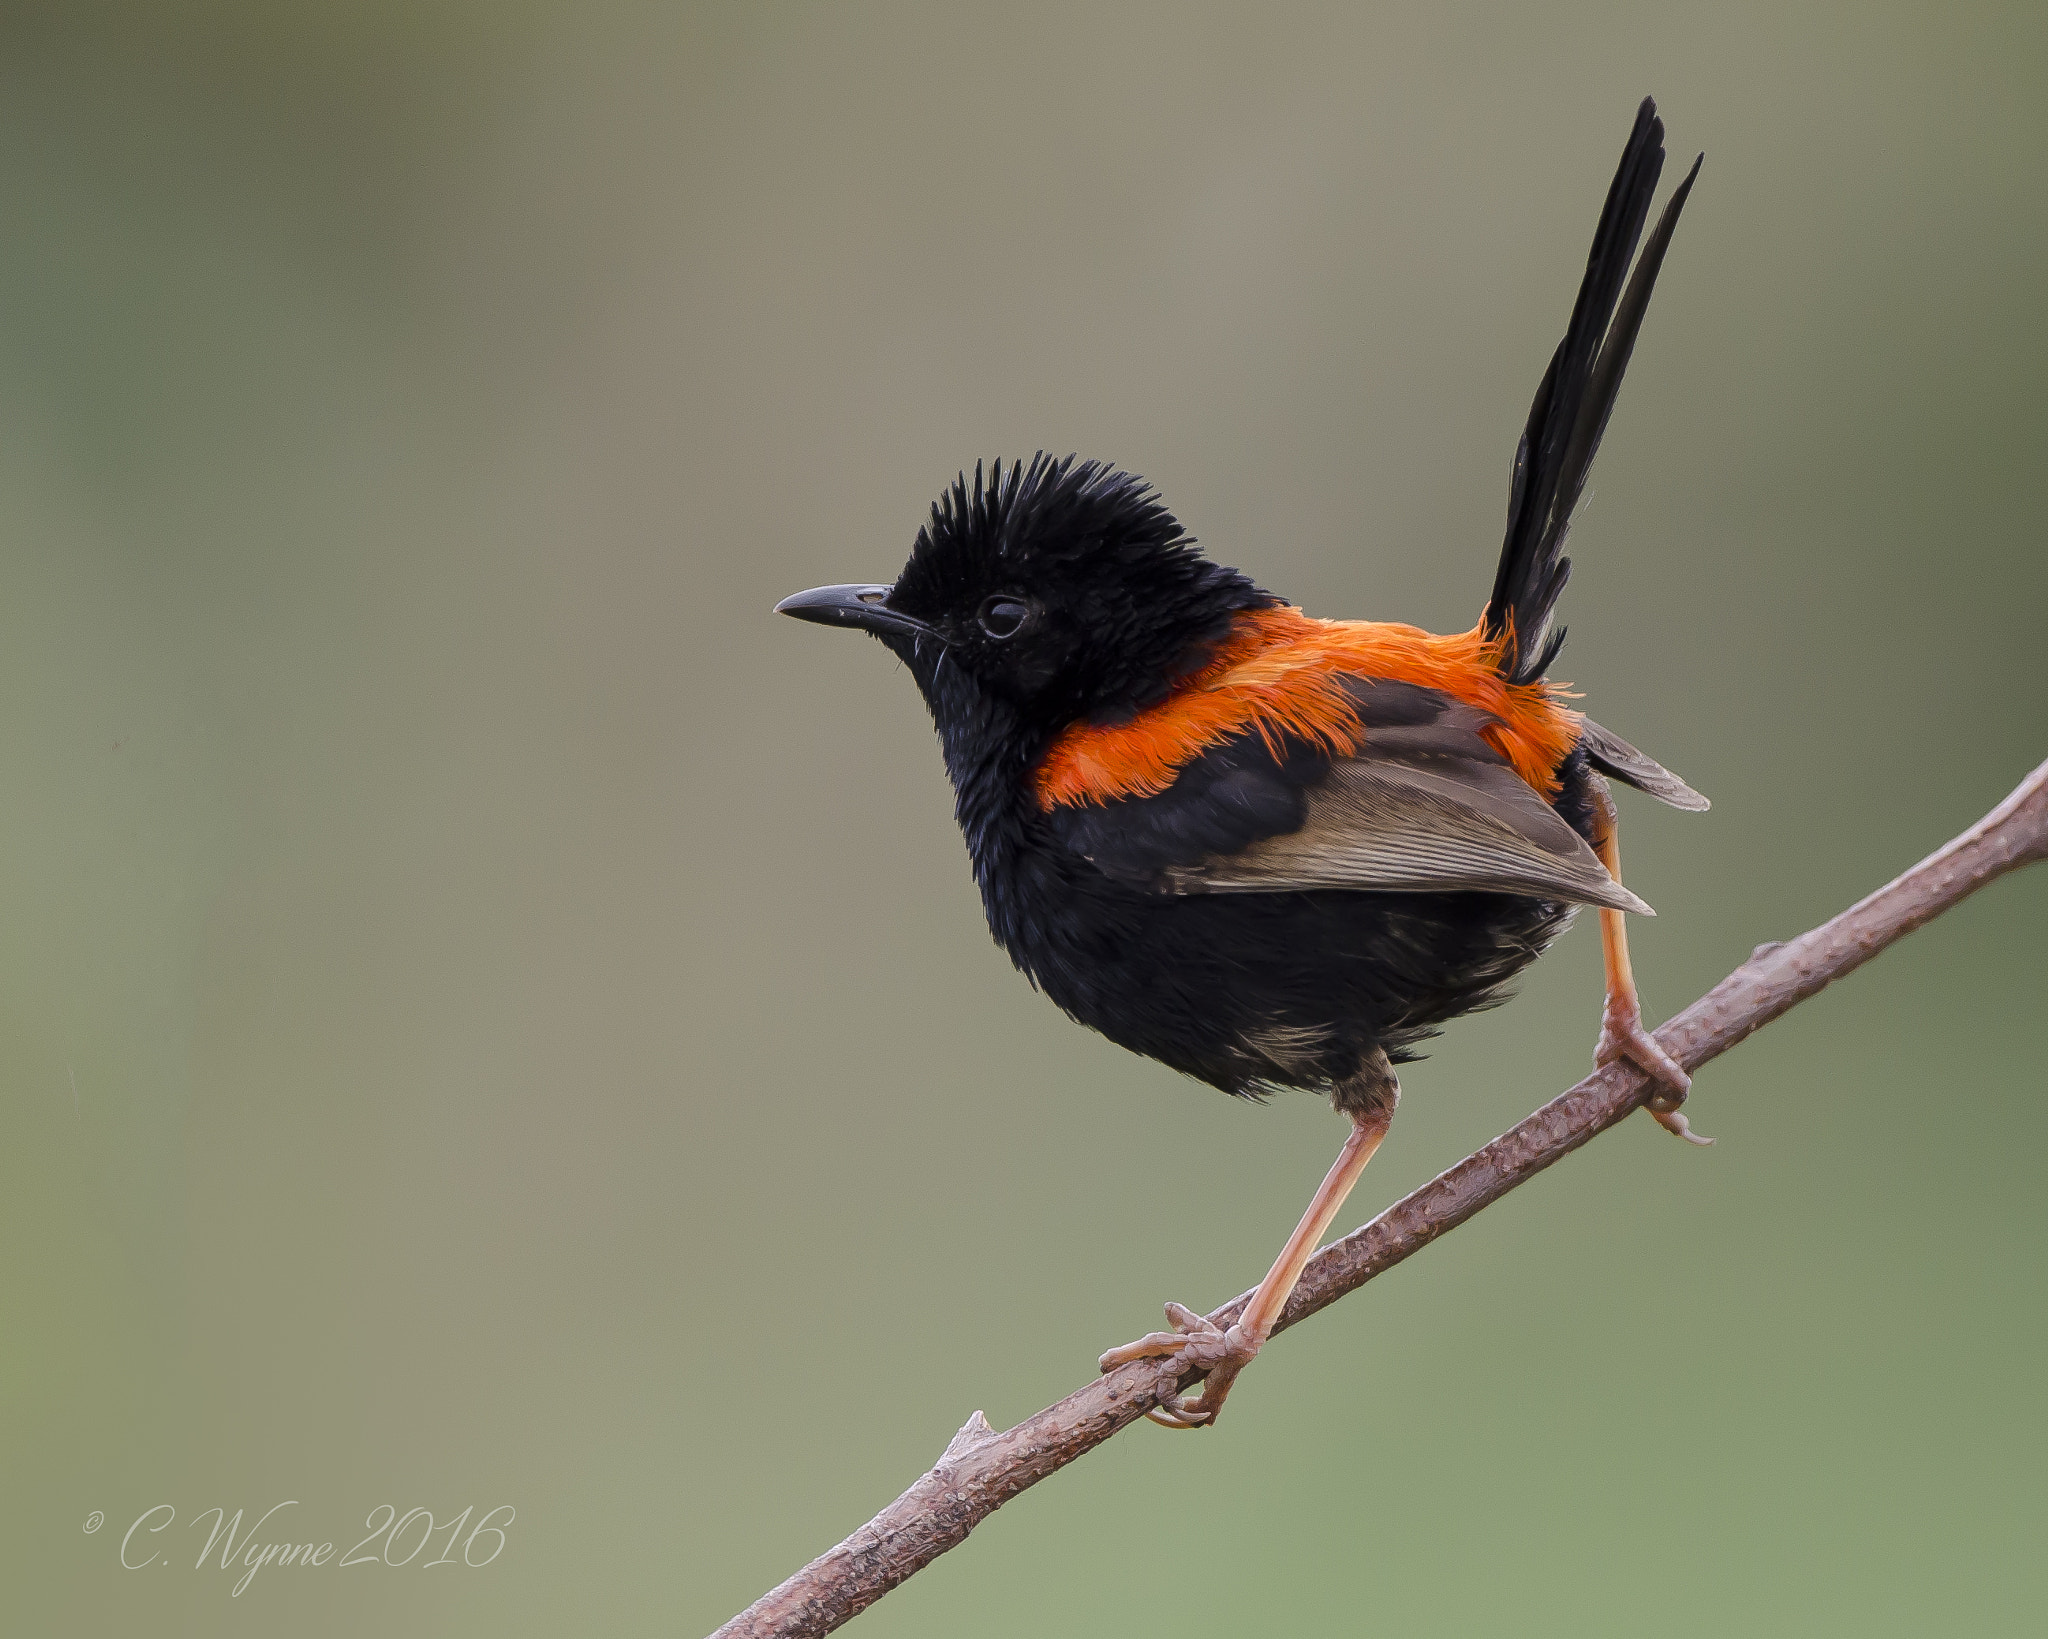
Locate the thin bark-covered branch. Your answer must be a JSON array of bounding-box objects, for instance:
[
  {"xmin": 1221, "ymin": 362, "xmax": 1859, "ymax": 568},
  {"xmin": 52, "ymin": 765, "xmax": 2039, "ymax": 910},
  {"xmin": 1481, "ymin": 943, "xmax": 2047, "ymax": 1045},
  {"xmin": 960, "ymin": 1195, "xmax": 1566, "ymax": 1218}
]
[{"xmin": 713, "ymin": 758, "xmax": 2048, "ymax": 1639}]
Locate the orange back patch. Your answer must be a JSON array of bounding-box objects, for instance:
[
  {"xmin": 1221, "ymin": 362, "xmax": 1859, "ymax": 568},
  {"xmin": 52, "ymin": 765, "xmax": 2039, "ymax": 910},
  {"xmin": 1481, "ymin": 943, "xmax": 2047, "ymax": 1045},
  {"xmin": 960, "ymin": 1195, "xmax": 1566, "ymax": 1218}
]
[{"xmin": 1032, "ymin": 606, "xmax": 1581, "ymax": 808}]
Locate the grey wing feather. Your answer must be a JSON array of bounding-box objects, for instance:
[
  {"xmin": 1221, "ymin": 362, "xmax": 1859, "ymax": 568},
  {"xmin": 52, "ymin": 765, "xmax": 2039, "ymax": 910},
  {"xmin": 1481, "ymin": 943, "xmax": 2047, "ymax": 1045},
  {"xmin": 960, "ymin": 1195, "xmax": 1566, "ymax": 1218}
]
[
  {"xmin": 1165, "ymin": 704, "xmax": 1652, "ymax": 915},
  {"xmin": 1579, "ymin": 717, "xmax": 1709, "ymax": 811}
]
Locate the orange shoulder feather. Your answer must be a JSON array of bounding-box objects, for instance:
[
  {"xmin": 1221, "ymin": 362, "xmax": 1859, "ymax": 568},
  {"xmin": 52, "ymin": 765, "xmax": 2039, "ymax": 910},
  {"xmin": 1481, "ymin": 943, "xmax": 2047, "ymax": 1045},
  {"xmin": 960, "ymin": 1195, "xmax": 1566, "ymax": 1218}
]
[{"xmin": 1031, "ymin": 606, "xmax": 1581, "ymax": 809}]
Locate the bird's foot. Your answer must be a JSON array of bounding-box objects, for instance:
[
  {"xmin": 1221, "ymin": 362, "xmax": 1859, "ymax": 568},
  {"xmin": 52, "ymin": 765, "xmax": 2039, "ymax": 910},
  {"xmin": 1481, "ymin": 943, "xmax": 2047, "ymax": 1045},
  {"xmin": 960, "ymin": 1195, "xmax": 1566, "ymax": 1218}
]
[
  {"xmin": 1597, "ymin": 999, "xmax": 1712, "ymax": 1146},
  {"xmin": 1099, "ymin": 1301, "xmax": 1262, "ymax": 1429}
]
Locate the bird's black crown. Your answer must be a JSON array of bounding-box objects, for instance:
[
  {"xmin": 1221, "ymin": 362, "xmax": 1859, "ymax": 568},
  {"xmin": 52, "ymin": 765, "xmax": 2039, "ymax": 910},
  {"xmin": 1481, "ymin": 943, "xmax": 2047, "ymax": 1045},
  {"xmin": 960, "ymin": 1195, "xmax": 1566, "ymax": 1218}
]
[{"xmin": 885, "ymin": 454, "xmax": 1275, "ymax": 726}]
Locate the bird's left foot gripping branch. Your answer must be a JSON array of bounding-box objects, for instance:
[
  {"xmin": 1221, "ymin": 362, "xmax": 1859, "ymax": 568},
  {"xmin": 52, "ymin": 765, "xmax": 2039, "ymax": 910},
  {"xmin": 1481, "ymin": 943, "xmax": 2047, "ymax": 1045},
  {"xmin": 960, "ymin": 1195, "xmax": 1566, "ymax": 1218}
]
[{"xmin": 777, "ymin": 97, "xmax": 1707, "ymax": 1428}]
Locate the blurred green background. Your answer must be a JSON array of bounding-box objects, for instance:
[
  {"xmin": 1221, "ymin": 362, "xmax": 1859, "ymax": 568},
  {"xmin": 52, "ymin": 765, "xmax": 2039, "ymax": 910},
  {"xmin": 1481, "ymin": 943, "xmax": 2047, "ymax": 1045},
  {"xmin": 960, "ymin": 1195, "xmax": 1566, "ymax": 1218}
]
[{"xmin": 4, "ymin": 2, "xmax": 2044, "ymax": 1633}]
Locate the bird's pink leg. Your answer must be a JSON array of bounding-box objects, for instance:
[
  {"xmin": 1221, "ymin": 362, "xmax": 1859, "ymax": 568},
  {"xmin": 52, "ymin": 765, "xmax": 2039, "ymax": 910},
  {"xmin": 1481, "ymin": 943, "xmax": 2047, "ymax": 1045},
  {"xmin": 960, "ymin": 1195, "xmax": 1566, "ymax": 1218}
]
[
  {"xmin": 1588, "ymin": 781, "xmax": 1711, "ymax": 1145},
  {"xmin": 1101, "ymin": 1106, "xmax": 1392, "ymax": 1427}
]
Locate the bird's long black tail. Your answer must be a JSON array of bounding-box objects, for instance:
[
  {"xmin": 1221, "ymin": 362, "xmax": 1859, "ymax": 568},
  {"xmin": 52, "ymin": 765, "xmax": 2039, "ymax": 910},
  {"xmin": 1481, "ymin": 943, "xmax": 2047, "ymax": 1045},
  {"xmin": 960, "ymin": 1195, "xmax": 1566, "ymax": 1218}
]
[{"xmin": 1484, "ymin": 97, "xmax": 1701, "ymax": 687}]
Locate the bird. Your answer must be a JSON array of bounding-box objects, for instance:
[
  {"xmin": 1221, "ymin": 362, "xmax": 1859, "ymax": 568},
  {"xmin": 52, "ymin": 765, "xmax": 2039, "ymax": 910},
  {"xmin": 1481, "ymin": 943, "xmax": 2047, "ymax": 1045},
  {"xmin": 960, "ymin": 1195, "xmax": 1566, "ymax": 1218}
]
[{"xmin": 776, "ymin": 97, "xmax": 1706, "ymax": 1427}]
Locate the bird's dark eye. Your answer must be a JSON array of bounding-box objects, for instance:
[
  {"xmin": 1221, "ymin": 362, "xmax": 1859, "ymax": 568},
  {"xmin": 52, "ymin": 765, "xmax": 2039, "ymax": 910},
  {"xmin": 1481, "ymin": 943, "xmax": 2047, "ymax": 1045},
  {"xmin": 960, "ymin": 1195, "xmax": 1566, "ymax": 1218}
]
[{"xmin": 977, "ymin": 596, "xmax": 1031, "ymax": 639}]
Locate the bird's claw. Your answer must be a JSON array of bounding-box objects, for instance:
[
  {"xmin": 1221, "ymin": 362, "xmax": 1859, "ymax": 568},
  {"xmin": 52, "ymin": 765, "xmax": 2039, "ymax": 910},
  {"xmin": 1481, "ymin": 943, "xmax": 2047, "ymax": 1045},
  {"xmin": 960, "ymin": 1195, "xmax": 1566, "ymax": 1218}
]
[
  {"xmin": 1597, "ymin": 1002, "xmax": 1713, "ymax": 1146},
  {"xmin": 1100, "ymin": 1301, "xmax": 1262, "ymax": 1429}
]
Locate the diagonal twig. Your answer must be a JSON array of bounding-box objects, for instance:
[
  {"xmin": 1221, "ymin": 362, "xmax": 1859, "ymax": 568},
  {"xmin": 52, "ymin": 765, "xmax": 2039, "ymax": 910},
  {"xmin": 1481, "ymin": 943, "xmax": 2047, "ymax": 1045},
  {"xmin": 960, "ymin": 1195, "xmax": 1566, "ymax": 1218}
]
[{"xmin": 713, "ymin": 757, "xmax": 2048, "ymax": 1639}]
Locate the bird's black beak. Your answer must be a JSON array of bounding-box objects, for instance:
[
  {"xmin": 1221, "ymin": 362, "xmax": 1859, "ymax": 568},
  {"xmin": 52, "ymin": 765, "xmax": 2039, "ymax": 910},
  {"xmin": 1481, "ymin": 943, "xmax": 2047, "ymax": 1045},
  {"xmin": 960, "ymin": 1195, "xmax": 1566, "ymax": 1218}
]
[{"xmin": 774, "ymin": 582, "xmax": 935, "ymax": 641}]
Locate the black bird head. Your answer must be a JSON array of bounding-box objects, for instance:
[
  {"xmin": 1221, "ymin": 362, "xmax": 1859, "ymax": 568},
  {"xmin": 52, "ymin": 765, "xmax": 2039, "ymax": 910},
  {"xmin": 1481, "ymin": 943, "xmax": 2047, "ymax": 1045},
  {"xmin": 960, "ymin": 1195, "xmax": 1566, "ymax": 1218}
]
[{"xmin": 777, "ymin": 455, "xmax": 1275, "ymax": 739}]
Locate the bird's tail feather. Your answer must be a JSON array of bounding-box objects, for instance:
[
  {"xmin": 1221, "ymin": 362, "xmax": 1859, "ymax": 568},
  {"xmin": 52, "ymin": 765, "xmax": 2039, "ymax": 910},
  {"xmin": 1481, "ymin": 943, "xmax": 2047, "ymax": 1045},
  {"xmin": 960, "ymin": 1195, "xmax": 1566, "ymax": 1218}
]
[{"xmin": 1484, "ymin": 97, "xmax": 1701, "ymax": 686}]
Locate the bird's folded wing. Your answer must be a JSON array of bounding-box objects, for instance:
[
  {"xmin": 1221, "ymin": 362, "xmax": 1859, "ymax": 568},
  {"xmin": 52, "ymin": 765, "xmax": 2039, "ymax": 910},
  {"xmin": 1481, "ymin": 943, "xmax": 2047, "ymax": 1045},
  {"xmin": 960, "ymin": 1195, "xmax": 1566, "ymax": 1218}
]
[
  {"xmin": 1165, "ymin": 749, "xmax": 1649, "ymax": 912},
  {"xmin": 1042, "ymin": 682, "xmax": 1650, "ymax": 914}
]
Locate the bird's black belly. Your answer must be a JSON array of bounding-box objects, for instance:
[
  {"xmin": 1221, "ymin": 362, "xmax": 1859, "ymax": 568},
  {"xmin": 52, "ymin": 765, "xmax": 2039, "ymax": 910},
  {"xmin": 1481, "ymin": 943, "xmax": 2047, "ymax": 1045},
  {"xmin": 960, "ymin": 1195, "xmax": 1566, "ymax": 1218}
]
[{"xmin": 1002, "ymin": 872, "xmax": 1574, "ymax": 1099}]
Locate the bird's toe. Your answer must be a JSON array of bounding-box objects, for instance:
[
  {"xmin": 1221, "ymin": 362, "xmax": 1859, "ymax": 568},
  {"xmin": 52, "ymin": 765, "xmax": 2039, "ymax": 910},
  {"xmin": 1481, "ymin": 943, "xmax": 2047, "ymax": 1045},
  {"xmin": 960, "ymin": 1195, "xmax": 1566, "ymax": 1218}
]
[
  {"xmin": 1101, "ymin": 1302, "xmax": 1262, "ymax": 1429},
  {"xmin": 1596, "ymin": 1004, "xmax": 1713, "ymax": 1145}
]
